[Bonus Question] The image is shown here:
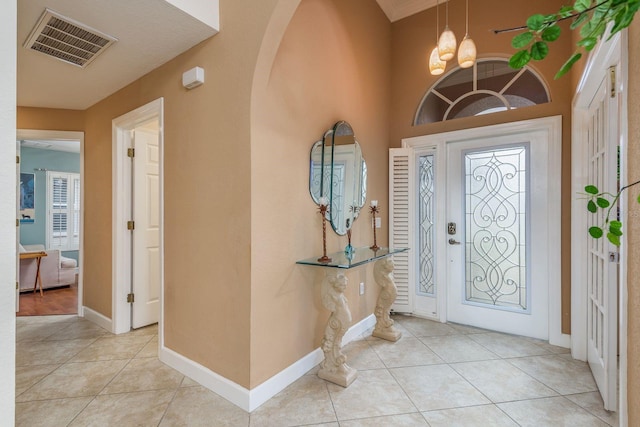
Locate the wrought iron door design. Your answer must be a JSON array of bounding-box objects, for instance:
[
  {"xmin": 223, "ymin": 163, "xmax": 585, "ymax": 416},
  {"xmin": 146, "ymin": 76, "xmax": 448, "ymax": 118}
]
[
  {"xmin": 463, "ymin": 146, "xmax": 529, "ymax": 312},
  {"xmin": 418, "ymin": 155, "xmax": 435, "ymax": 296}
]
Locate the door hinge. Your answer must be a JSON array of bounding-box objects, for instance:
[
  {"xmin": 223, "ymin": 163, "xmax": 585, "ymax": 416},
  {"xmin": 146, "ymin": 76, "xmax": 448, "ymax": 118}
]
[
  {"xmin": 127, "ymin": 148, "xmax": 135, "ymax": 158},
  {"xmin": 16, "ymin": 155, "xmax": 20, "ymax": 164},
  {"xmin": 16, "ymin": 281, "xmax": 19, "ymax": 290},
  {"xmin": 127, "ymin": 220, "xmax": 135, "ymax": 230},
  {"xmin": 610, "ymin": 67, "xmax": 616, "ymax": 98},
  {"xmin": 16, "ymin": 219, "xmax": 19, "ymax": 227},
  {"xmin": 609, "ymin": 252, "xmax": 620, "ymax": 263},
  {"xmin": 127, "ymin": 293, "xmax": 135, "ymax": 303}
]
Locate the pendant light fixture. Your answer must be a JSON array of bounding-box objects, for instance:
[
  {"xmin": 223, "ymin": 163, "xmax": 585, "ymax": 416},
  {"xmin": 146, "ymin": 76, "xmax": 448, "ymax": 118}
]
[
  {"xmin": 457, "ymin": 0, "xmax": 476, "ymax": 68},
  {"xmin": 437, "ymin": 0, "xmax": 456, "ymax": 61},
  {"xmin": 429, "ymin": 0, "xmax": 446, "ymax": 75}
]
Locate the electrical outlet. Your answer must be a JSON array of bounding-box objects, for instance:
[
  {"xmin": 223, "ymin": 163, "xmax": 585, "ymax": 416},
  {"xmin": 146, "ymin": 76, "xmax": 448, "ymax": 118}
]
[
  {"xmin": 375, "ymin": 217, "xmax": 382, "ymax": 228},
  {"xmin": 359, "ymin": 282, "xmax": 365, "ymax": 295}
]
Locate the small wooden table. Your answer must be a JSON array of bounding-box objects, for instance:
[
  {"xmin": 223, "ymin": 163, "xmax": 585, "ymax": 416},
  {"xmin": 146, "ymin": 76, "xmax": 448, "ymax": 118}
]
[{"xmin": 19, "ymin": 251, "xmax": 48, "ymax": 296}]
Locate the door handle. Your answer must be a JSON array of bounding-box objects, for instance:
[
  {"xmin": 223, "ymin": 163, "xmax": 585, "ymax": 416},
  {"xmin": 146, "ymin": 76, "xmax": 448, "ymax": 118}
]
[{"xmin": 448, "ymin": 238, "xmax": 461, "ymax": 245}]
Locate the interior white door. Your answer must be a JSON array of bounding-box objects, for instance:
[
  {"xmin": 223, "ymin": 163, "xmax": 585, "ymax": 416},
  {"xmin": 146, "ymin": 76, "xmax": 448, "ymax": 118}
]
[
  {"xmin": 446, "ymin": 130, "xmax": 552, "ymax": 339},
  {"xmin": 584, "ymin": 69, "xmax": 618, "ymax": 411},
  {"xmin": 131, "ymin": 127, "xmax": 161, "ymax": 329}
]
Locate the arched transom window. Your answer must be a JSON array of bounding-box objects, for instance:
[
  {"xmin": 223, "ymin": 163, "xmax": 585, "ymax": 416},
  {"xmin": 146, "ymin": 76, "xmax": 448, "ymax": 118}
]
[{"xmin": 414, "ymin": 58, "xmax": 550, "ymax": 125}]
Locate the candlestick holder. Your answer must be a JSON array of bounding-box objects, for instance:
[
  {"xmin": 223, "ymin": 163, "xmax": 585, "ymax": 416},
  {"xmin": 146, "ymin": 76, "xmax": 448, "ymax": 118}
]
[
  {"xmin": 369, "ymin": 203, "xmax": 380, "ymax": 251},
  {"xmin": 318, "ymin": 202, "xmax": 331, "ymax": 263}
]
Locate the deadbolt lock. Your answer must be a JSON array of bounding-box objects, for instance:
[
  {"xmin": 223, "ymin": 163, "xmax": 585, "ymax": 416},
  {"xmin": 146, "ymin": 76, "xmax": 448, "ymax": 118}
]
[{"xmin": 447, "ymin": 222, "xmax": 457, "ymax": 235}]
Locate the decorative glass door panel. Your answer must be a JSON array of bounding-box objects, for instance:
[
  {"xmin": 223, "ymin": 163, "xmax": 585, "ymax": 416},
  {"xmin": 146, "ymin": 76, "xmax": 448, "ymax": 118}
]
[
  {"xmin": 464, "ymin": 146, "xmax": 529, "ymax": 312},
  {"xmin": 418, "ymin": 154, "xmax": 435, "ymax": 296},
  {"xmin": 447, "ymin": 129, "xmax": 552, "ymax": 340},
  {"xmin": 413, "ymin": 149, "xmax": 442, "ymax": 319}
]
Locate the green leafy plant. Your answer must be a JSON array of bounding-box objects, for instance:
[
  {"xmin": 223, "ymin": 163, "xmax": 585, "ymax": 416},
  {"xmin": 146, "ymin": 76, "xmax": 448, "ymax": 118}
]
[
  {"xmin": 582, "ymin": 181, "xmax": 640, "ymax": 246},
  {"xmin": 499, "ymin": 0, "xmax": 640, "ymax": 78}
]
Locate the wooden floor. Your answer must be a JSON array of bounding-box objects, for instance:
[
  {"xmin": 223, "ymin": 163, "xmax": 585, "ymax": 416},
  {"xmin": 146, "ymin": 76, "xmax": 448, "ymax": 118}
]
[{"xmin": 16, "ymin": 285, "xmax": 78, "ymax": 316}]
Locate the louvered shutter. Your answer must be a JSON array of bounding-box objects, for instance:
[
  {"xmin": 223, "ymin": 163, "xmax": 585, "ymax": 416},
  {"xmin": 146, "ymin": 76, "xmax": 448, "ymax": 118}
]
[
  {"xmin": 51, "ymin": 176, "xmax": 69, "ymax": 248},
  {"xmin": 389, "ymin": 148, "xmax": 414, "ymax": 313},
  {"xmin": 72, "ymin": 177, "xmax": 81, "ymax": 247},
  {"xmin": 46, "ymin": 171, "xmax": 80, "ymax": 251}
]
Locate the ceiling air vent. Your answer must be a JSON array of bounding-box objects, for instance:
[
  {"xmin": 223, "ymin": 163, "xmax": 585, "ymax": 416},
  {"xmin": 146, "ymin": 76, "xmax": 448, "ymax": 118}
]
[{"xmin": 24, "ymin": 9, "xmax": 117, "ymax": 68}]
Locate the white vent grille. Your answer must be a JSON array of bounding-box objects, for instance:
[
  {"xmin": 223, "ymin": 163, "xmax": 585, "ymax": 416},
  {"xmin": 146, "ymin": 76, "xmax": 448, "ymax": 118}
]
[{"xmin": 24, "ymin": 9, "xmax": 117, "ymax": 68}]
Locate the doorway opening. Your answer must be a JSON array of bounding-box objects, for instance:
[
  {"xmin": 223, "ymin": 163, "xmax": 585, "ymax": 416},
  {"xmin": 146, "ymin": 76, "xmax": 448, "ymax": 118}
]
[
  {"xmin": 389, "ymin": 116, "xmax": 565, "ymax": 345},
  {"xmin": 16, "ymin": 129, "xmax": 84, "ymax": 317},
  {"xmin": 112, "ymin": 98, "xmax": 164, "ymax": 337}
]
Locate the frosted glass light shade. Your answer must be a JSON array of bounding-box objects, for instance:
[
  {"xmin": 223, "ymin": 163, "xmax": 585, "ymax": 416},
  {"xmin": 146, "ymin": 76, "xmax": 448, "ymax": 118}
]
[
  {"xmin": 458, "ymin": 35, "xmax": 476, "ymax": 68},
  {"xmin": 438, "ymin": 26, "xmax": 457, "ymax": 61},
  {"xmin": 429, "ymin": 47, "xmax": 446, "ymax": 75}
]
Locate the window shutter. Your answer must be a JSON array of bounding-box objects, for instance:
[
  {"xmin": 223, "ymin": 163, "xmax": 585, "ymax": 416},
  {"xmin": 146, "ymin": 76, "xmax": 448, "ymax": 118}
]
[
  {"xmin": 389, "ymin": 148, "xmax": 414, "ymax": 313},
  {"xmin": 46, "ymin": 172, "xmax": 80, "ymax": 251},
  {"xmin": 72, "ymin": 177, "xmax": 80, "ymax": 247}
]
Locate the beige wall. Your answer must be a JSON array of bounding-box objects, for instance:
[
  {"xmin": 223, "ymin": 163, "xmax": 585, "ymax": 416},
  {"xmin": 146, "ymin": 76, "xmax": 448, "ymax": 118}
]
[
  {"xmin": 626, "ymin": 18, "xmax": 639, "ymax": 426},
  {"xmin": 79, "ymin": 0, "xmax": 279, "ymax": 388},
  {"xmin": 389, "ymin": 0, "xmax": 574, "ymax": 333},
  {"xmin": 250, "ymin": 0, "xmax": 391, "ymax": 387},
  {"xmin": 17, "ymin": 107, "xmax": 84, "ymax": 131}
]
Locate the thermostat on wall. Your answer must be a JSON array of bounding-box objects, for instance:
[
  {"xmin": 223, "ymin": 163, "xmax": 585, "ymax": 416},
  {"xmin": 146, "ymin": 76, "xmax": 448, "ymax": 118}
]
[{"xmin": 182, "ymin": 67, "xmax": 204, "ymax": 89}]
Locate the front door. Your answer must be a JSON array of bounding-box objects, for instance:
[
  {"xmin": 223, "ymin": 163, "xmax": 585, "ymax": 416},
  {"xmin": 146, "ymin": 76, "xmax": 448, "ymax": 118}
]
[
  {"xmin": 391, "ymin": 117, "xmax": 561, "ymax": 340},
  {"xmin": 446, "ymin": 133, "xmax": 551, "ymax": 339}
]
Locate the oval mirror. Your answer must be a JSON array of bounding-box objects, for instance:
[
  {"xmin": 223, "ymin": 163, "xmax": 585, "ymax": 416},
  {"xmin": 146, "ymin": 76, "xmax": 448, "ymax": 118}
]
[
  {"xmin": 308, "ymin": 121, "xmax": 367, "ymax": 235},
  {"xmin": 309, "ymin": 139, "xmax": 331, "ymax": 205}
]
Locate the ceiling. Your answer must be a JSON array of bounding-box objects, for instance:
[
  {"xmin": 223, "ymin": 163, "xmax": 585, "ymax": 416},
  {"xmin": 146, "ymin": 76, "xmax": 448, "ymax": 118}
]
[
  {"xmin": 21, "ymin": 139, "xmax": 81, "ymax": 153},
  {"xmin": 376, "ymin": 0, "xmax": 436, "ymax": 22},
  {"xmin": 17, "ymin": 0, "xmax": 217, "ymax": 110},
  {"xmin": 17, "ymin": 1, "xmax": 432, "ymax": 110}
]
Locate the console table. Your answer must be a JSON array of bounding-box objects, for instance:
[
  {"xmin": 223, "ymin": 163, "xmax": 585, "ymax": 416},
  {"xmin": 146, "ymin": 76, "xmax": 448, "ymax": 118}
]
[{"xmin": 297, "ymin": 246, "xmax": 408, "ymax": 387}]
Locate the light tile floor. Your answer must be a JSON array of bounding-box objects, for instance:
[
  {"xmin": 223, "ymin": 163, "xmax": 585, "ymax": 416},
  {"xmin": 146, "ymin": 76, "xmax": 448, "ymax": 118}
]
[{"xmin": 15, "ymin": 314, "xmax": 619, "ymax": 426}]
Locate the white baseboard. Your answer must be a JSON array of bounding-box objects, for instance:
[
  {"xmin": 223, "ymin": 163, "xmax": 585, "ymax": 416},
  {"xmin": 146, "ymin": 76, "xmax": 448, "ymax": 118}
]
[
  {"xmin": 82, "ymin": 306, "xmax": 113, "ymax": 333},
  {"xmin": 550, "ymin": 332, "xmax": 571, "ymax": 349},
  {"xmin": 160, "ymin": 345, "xmax": 252, "ymax": 411},
  {"xmin": 342, "ymin": 313, "xmax": 376, "ymax": 345},
  {"xmin": 160, "ymin": 314, "xmax": 376, "ymax": 412}
]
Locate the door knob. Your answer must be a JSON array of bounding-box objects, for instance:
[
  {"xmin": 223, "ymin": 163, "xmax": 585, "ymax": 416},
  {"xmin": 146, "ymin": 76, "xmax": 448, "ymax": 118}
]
[{"xmin": 448, "ymin": 238, "xmax": 461, "ymax": 245}]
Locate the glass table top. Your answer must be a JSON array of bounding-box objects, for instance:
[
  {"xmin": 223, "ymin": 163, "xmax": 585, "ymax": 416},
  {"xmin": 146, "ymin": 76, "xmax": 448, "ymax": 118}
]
[{"xmin": 296, "ymin": 247, "xmax": 408, "ymax": 269}]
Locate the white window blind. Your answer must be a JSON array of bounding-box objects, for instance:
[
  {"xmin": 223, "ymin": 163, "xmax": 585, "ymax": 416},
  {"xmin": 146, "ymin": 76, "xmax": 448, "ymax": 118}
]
[{"xmin": 47, "ymin": 171, "xmax": 80, "ymax": 251}]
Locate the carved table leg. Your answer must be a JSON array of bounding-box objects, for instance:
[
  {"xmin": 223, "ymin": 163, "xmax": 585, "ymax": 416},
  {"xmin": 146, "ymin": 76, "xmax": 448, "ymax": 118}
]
[
  {"xmin": 372, "ymin": 258, "xmax": 402, "ymax": 342},
  {"xmin": 317, "ymin": 272, "xmax": 357, "ymax": 387}
]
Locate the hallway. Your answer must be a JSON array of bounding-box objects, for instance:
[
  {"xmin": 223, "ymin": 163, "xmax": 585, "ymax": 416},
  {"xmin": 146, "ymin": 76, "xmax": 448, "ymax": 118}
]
[{"xmin": 16, "ymin": 315, "xmax": 617, "ymax": 426}]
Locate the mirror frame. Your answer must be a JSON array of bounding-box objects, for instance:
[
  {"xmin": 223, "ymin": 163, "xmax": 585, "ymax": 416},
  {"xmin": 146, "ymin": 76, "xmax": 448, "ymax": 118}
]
[{"xmin": 308, "ymin": 121, "xmax": 367, "ymax": 236}]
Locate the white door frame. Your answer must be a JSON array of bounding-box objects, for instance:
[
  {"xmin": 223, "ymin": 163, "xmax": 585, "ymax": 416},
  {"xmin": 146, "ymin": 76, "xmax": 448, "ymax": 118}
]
[
  {"xmin": 112, "ymin": 98, "xmax": 164, "ymax": 335},
  {"xmin": 16, "ymin": 129, "xmax": 85, "ymax": 317},
  {"xmin": 402, "ymin": 116, "xmax": 567, "ymax": 346},
  {"xmin": 16, "ymin": 140, "xmax": 20, "ymax": 312},
  {"xmin": 571, "ymin": 29, "xmax": 627, "ymax": 421}
]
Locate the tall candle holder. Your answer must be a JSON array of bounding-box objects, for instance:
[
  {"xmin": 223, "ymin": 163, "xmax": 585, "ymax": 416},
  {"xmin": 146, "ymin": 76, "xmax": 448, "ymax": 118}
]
[
  {"xmin": 318, "ymin": 197, "xmax": 331, "ymax": 263},
  {"xmin": 369, "ymin": 200, "xmax": 380, "ymax": 251}
]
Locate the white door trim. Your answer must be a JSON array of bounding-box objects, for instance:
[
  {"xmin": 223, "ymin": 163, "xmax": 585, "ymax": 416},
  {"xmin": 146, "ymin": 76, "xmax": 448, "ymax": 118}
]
[
  {"xmin": 402, "ymin": 116, "xmax": 566, "ymax": 346},
  {"xmin": 16, "ymin": 129, "xmax": 85, "ymax": 317},
  {"xmin": 112, "ymin": 98, "xmax": 164, "ymax": 336},
  {"xmin": 572, "ymin": 28, "xmax": 627, "ymax": 421}
]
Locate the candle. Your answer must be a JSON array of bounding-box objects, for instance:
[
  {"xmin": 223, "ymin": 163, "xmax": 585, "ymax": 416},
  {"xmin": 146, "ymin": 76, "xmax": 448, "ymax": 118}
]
[
  {"xmin": 319, "ymin": 196, "xmax": 329, "ymax": 206},
  {"xmin": 371, "ymin": 200, "xmax": 378, "ymax": 207}
]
